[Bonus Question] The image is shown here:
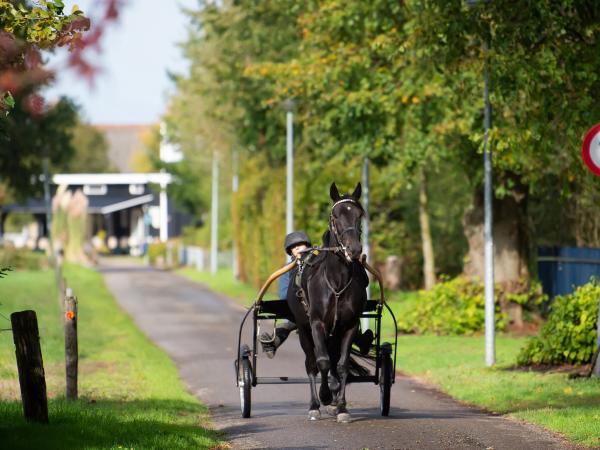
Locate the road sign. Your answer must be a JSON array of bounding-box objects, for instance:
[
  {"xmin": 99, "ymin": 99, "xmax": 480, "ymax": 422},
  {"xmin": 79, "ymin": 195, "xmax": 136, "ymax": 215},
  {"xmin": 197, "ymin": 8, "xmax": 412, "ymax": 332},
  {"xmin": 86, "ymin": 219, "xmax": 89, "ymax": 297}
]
[{"xmin": 582, "ymin": 123, "xmax": 600, "ymax": 177}]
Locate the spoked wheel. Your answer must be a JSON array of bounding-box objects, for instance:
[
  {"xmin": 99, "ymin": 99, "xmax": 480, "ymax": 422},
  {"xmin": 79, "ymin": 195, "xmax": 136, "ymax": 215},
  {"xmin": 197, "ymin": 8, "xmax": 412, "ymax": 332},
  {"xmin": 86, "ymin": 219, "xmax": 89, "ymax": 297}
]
[
  {"xmin": 379, "ymin": 342, "xmax": 393, "ymax": 416},
  {"xmin": 239, "ymin": 344, "xmax": 252, "ymax": 418}
]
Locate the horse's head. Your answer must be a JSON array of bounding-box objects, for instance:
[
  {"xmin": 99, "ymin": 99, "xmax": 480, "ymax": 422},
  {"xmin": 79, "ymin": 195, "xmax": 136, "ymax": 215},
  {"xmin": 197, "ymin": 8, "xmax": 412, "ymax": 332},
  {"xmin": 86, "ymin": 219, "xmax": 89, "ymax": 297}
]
[{"xmin": 329, "ymin": 182, "xmax": 364, "ymax": 262}]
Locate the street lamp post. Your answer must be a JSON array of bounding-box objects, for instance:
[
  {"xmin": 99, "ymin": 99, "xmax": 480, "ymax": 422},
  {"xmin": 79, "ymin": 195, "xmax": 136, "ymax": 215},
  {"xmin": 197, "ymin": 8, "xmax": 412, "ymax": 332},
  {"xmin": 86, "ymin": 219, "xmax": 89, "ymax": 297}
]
[
  {"xmin": 483, "ymin": 39, "xmax": 495, "ymax": 367},
  {"xmin": 283, "ymin": 99, "xmax": 295, "ymax": 237},
  {"xmin": 467, "ymin": 0, "xmax": 495, "ymax": 366},
  {"xmin": 361, "ymin": 155, "xmax": 371, "ymax": 331},
  {"xmin": 210, "ymin": 152, "xmax": 219, "ymax": 275}
]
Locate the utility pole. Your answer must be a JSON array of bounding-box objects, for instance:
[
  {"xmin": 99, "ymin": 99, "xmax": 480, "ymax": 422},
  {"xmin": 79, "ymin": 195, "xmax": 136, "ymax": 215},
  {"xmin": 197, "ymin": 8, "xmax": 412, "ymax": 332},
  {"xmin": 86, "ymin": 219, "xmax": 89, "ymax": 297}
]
[
  {"xmin": 361, "ymin": 156, "xmax": 371, "ymax": 331},
  {"xmin": 483, "ymin": 39, "xmax": 495, "ymax": 367},
  {"xmin": 210, "ymin": 152, "xmax": 219, "ymax": 275},
  {"xmin": 232, "ymin": 150, "xmax": 240, "ymax": 279}
]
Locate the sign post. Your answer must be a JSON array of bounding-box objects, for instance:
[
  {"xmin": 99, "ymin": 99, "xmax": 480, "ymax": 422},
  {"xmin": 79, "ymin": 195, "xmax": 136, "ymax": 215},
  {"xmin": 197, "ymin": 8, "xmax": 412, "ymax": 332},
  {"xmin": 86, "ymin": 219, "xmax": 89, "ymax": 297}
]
[{"xmin": 582, "ymin": 123, "xmax": 600, "ymax": 377}]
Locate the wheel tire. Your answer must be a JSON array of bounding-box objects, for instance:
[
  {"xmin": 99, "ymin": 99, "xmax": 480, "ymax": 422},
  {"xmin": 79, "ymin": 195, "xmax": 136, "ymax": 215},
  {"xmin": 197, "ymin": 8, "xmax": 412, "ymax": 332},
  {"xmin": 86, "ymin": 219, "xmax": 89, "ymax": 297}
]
[
  {"xmin": 240, "ymin": 357, "xmax": 252, "ymax": 418},
  {"xmin": 379, "ymin": 342, "xmax": 392, "ymax": 416}
]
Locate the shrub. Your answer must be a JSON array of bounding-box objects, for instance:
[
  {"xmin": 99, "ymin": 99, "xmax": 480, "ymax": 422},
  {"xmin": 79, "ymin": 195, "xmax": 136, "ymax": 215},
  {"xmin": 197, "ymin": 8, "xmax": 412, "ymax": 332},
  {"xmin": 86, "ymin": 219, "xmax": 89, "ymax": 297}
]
[
  {"xmin": 148, "ymin": 242, "xmax": 166, "ymax": 265},
  {"xmin": 0, "ymin": 246, "xmax": 49, "ymax": 271},
  {"xmin": 396, "ymin": 276, "xmax": 509, "ymax": 335},
  {"xmin": 517, "ymin": 282, "xmax": 599, "ymax": 366}
]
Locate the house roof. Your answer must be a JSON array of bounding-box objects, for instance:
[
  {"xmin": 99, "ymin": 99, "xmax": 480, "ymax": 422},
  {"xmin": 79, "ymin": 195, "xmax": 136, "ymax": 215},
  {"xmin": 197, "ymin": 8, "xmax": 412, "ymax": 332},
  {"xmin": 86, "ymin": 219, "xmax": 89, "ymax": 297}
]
[
  {"xmin": 94, "ymin": 124, "xmax": 154, "ymax": 172},
  {"xmin": 4, "ymin": 193, "xmax": 156, "ymax": 215},
  {"xmin": 53, "ymin": 172, "xmax": 172, "ymax": 186}
]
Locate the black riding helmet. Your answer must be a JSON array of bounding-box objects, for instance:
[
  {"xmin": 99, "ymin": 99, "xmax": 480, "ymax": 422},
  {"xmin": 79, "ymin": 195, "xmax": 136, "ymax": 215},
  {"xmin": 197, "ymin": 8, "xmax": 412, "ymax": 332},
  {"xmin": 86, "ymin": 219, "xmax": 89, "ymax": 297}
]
[{"xmin": 284, "ymin": 231, "xmax": 312, "ymax": 255}]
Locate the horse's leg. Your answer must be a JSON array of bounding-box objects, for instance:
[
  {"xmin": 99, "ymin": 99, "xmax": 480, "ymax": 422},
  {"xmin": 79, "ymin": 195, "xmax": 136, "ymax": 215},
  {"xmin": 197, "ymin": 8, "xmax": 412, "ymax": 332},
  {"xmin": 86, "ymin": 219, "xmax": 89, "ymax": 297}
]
[
  {"xmin": 310, "ymin": 319, "xmax": 332, "ymax": 405},
  {"xmin": 335, "ymin": 324, "xmax": 358, "ymax": 423},
  {"xmin": 298, "ymin": 327, "xmax": 320, "ymax": 419},
  {"xmin": 326, "ymin": 338, "xmax": 342, "ymax": 416}
]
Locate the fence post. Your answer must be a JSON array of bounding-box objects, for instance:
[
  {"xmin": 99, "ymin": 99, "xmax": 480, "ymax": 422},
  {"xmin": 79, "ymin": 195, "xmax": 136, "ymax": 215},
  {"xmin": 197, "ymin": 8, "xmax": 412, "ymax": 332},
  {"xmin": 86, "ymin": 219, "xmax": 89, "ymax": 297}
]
[
  {"xmin": 64, "ymin": 287, "xmax": 78, "ymax": 400},
  {"xmin": 11, "ymin": 310, "xmax": 49, "ymax": 423}
]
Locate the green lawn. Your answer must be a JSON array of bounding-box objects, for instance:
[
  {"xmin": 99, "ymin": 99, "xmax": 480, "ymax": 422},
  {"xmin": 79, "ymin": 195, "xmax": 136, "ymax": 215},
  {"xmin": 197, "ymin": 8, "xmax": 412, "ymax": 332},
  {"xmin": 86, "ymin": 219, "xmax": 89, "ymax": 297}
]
[
  {"xmin": 0, "ymin": 265, "xmax": 224, "ymax": 449},
  {"xmin": 384, "ymin": 294, "xmax": 600, "ymax": 448},
  {"xmin": 177, "ymin": 269, "xmax": 600, "ymax": 448}
]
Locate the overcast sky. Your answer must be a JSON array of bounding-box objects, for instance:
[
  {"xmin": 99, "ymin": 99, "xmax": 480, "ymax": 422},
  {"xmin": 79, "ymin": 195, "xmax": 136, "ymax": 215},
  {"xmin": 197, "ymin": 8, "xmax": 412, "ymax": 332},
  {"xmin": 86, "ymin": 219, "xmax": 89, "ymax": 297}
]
[{"xmin": 44, "ymin": 0, "xmax": 197, "ymax": 125}]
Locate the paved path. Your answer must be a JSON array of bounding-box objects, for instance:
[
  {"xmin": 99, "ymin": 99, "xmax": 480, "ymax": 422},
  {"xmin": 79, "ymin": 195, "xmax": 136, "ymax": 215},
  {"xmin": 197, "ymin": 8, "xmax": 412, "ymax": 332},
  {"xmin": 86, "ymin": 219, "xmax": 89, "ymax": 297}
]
[{"xmin": 99, "ymin": 259, "xmax": 571, "ymax": 450}]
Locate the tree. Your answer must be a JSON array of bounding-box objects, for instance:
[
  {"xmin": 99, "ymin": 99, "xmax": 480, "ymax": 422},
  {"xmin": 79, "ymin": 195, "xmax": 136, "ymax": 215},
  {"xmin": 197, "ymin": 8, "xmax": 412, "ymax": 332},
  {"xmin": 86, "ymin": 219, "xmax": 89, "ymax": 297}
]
[
  {"xmin": 63, "ymin": 121, "xmax": 114, "ymax": 173},
  {"xmin": 0, "ymin": 95, "xmax": 77, "ymax": 199}
]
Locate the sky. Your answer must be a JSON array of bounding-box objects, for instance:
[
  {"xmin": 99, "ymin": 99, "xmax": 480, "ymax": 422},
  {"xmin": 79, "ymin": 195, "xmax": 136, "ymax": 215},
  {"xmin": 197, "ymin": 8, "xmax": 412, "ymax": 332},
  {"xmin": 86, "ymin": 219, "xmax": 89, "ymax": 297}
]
[{"xmin": 44, "ymin": 0, "xmax": 198, "ymax": 125}]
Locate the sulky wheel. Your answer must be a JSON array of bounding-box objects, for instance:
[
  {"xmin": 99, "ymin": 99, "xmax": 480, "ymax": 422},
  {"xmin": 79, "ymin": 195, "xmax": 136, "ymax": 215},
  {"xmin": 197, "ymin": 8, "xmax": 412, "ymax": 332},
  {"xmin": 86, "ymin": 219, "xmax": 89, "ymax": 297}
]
[
  {"xmin": 239, "ymin": 345, "xmax": 252, "ymax": 418},
  {"xmin": 379, "ymin": 342, "xmax": 393, "ymax": 416}
]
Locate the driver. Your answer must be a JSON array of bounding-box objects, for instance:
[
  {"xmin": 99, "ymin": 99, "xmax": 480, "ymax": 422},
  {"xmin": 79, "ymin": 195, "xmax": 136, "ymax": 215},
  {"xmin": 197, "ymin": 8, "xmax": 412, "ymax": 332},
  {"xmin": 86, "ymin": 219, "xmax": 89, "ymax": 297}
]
[
  {"xmin": 259, "ymin": 231, "xmax": 374, "ymax": 358},
  {"xmin": 259, "ymin": 231, "xmax": 310, "ymax": 358}
]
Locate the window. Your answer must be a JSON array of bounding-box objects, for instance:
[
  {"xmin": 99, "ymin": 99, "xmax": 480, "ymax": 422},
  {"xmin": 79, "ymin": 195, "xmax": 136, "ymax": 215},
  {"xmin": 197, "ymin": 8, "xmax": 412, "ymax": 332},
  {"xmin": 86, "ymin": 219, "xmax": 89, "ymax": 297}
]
[
  {"xmin": 129, "ymin": 184, "xmax": 145, "ymax": 195},
  {"xmin": 83, "ymin": 184, "xmax": 107, "ymax": 195}
]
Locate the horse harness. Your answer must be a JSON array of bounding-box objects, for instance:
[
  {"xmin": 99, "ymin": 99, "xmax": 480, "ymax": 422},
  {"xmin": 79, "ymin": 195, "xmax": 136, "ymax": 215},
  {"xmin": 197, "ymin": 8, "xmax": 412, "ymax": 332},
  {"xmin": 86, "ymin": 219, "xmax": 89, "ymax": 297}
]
[{"xmin": 290, "ymin": 197, "xmax": 364, "ymax": 335}]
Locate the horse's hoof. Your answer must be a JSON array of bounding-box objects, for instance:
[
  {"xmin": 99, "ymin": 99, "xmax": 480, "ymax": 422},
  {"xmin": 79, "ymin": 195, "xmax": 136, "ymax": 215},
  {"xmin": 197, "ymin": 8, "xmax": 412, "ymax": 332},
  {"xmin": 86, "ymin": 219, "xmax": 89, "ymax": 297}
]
[
  {"xmin": 337, "ymin": 412, "xmax": 352, "ymax": 423},
  {"xmin": 308, "ymin": 409, "xmax": 321, "ymax": 421},
  {"xmin": 326, "ymin": 405, "xmax": 337, "ymax": 416}
]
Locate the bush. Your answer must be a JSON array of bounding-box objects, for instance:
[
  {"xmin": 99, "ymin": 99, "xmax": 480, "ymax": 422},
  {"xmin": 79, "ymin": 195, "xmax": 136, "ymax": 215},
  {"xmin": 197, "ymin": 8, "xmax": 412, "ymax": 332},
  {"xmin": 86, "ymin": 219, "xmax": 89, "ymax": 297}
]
[
  {"xmin": 148, "ymin": 242, "xmax": 166, "ymax": 265},
  {"xmin": 396, "ymin": 276, "xmax": 509, "ymax": 335},
  {"xmin": 517, "ymin": 282, "xmax": 599, "ymax": 366},
  {"xmin": 0, "ymin": 246, "xmax": 49, "ymax": 270}
]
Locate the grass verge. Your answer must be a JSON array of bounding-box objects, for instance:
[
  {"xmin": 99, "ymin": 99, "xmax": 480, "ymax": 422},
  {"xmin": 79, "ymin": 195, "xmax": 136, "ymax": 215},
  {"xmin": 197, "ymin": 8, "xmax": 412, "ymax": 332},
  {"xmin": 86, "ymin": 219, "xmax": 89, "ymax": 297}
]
[
  {"xmin": 384, "ymin": 294, "xmax": 600, "ymax": 448},
  {"xmin": 0, "ymin": 265, "xmax": 224, "ymax": 449}
]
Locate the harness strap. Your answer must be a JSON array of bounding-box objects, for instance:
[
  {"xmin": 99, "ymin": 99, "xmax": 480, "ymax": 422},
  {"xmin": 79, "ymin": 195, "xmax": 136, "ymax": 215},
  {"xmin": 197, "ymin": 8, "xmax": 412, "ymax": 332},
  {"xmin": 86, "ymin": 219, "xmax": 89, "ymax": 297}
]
[{"xmin": 324, "ymin": 266, "xmax": 353, "ymax": 336}]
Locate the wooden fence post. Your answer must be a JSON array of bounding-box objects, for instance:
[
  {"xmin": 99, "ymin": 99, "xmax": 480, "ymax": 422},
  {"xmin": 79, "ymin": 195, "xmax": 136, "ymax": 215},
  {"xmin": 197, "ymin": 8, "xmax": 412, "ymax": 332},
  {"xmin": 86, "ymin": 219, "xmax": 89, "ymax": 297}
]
[
  {"xmin": 11, "ymin": 310, "xmax": 49, "ymax": 423},
  {"xmin": 64, "ymin": 287, "xmax": 78, "ymax": 400}
]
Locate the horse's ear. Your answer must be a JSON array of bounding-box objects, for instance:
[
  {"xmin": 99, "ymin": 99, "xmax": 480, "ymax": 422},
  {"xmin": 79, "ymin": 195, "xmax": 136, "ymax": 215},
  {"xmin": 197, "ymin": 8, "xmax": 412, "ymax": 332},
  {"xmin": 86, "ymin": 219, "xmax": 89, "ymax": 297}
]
[
  {"xmin": 351, "ymin": 182, "xmax": 362, "ymax": 200},
  {"xmin": 330, "ymin": 182, "xmax": 341, "ymax": 202}
]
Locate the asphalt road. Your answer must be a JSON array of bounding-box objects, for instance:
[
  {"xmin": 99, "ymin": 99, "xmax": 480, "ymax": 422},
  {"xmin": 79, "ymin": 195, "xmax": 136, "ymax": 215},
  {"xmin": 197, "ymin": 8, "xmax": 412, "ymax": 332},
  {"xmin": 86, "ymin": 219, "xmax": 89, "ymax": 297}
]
[{"xmin": 99, "ymin": 259, "xmax": 571, "ymax": 450}]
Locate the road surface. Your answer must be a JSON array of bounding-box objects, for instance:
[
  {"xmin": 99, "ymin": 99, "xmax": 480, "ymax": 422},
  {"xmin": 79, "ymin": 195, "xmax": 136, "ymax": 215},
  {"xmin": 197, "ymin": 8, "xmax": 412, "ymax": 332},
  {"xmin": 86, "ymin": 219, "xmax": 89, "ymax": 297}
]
[{"xmin": 99, "ymin": 259, "xmax": 570, "ymax": 450}]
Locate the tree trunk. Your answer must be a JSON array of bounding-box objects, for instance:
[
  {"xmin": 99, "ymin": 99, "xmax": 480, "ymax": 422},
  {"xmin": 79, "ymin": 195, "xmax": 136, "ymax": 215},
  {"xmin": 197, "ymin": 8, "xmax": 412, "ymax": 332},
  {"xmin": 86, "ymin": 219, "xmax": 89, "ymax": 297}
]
[
  {"xmin": 419, "ymin": 169, "xmax": 436, "ymax": 290},
  {"xmin": 462, "ymin": 177, "xmax": 530, "ymax": 328}
]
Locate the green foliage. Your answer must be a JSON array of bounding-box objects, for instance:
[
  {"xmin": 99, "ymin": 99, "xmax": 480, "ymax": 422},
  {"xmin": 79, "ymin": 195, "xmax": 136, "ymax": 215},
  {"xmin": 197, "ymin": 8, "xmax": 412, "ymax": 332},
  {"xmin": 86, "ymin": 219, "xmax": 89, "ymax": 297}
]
[
  {"xmin": 0, "ymin": 247, "xmax": 48, "ymax": 271},
  {"xmin": 0, "ymin": 97, "xmax": 77, "ymax": 199},
  {"xmin": 148, "ymin": 242, "xmax": 166, "ymax": 265},
  {"xmin": 0, "ymin": 0, "xmax": 86, "ymax": 47},
  {"xmin": 167, "ymin": 0, "xmax": 600, "ymax": 290},
  {"xmin": 62, "ymin": 121, "xmax": 114, "ymax": 173},
  {"xmin": 396, "ymin": 276, "xmax": 509, "ymax": 335},
  {"xmin": 518, "ymin": 282, "xmax": 599, "ymax": 366}
]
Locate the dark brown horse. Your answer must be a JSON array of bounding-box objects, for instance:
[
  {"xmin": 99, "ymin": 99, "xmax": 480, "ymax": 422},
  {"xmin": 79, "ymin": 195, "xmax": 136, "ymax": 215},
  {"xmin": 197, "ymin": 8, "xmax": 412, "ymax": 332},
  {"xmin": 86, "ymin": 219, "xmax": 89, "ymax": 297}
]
[{"xmin": 287, "ymin": 182, "xmax": 368, "ymax": 422}]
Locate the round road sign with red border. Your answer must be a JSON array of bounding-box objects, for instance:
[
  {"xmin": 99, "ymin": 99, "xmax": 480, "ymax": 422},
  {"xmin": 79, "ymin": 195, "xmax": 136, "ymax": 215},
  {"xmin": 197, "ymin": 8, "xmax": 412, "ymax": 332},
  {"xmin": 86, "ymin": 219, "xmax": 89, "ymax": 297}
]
[{"xmin": 582, "ymin": 123, "xmax": 600, "ymax": 177}]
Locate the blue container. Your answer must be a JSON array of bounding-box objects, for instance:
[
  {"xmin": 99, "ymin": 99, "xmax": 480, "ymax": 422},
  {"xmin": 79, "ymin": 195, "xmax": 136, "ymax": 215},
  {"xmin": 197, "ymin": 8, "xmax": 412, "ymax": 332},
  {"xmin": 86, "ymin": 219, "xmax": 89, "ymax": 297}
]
[{"xmin": 538, "ymin": 246, "xmax": 600, "ymax": 298}]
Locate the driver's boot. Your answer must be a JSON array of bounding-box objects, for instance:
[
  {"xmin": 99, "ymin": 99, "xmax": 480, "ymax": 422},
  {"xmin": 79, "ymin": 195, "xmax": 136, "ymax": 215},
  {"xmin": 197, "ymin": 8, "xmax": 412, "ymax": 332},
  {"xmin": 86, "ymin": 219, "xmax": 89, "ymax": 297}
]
[{"xmin": 259, "ymin": 327, "xmax": 292, "ymax": 359}]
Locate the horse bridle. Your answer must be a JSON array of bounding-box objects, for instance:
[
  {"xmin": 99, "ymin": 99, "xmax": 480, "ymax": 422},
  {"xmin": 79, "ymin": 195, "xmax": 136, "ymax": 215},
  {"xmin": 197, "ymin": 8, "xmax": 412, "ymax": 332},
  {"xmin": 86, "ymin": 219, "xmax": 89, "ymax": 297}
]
[{"xmin": 329, "ymin": 198, "xmax": 364, "ymax": 261}]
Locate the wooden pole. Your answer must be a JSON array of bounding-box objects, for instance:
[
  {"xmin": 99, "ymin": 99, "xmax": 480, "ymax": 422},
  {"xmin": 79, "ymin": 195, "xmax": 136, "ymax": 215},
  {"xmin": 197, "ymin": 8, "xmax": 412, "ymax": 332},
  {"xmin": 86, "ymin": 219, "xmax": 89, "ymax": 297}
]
[
  {"xmin": 64, "ymin": 288, "xmax": 78, "ymax": 400},
  {"xmin": 11, "ymin": 310, "xmax": 49, "ymax": 423}
]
